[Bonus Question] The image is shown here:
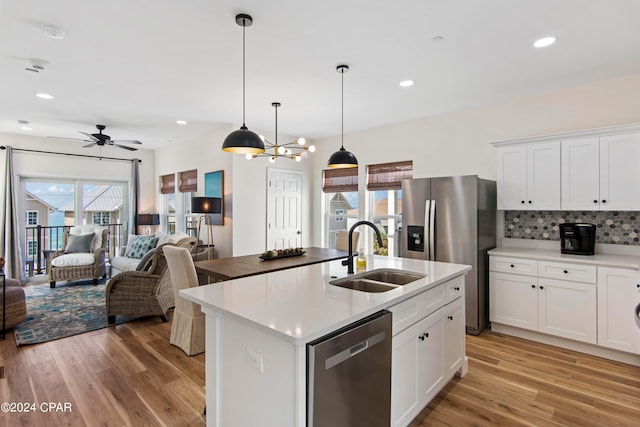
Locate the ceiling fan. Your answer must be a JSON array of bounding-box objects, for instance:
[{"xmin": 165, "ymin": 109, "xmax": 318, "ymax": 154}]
[{"xmin": 48, "ymin": 124, "xmax": 142, "ymax": 151}]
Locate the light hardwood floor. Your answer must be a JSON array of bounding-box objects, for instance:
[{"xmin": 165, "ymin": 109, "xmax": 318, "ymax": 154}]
[{"xmin": 1, "ymin": 315, "xmax": 639, "ymax": 426}]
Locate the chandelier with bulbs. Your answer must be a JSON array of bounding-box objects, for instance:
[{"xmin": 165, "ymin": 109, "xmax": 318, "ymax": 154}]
[{"xmin": 245, "ymin": 102, "xmax": 315, "ymax": 163}]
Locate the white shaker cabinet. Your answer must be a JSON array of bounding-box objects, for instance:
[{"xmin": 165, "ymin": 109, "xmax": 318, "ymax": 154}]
[
  {"xmin": 389, "ymin": 276, "xmax": 466, "ymax": 427},
  {"xmin": 597, "ymin": 267, "xmax": 640, "ymax": 354},
  {"xmin": 391, "ymin": 308, "xmax": 445, "ymax": 427},
  {"xmin": 490, "ymin": 256, "xmax": 597, "ymax": 344},
  {"xmin": 496, "ymin": 142, "xmax": 560, "ymax": 210},
  {"xmin": 562, "ymin": 132, "xmax": 640, "ymax": 210}
]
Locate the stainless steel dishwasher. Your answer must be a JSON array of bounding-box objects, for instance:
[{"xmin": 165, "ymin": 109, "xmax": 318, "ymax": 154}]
[{"xmin": 307, "ymin": 309, "xmax": 392, "ymax": 427}]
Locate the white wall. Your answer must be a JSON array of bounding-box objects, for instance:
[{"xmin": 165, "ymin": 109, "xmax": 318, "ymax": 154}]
[
  {"xmin": 154, "ymin": 124, "xmax": 313, "ymax": 257},
  {"xmin": 309, "ymin": 72, "xmax": 640, "ymax": 246},
  {"xmin": 0, "ymin": 133, "xmax": 155, "ymax": 240}
]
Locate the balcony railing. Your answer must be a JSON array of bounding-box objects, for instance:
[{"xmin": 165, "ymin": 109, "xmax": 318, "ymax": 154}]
[{"xmin": 24, "ymin": 224, "xmax": 124, "ymax": 276}]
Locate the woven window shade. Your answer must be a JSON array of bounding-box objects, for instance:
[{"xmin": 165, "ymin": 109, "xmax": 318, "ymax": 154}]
[
  {"xmin": 366, "ymin": 160, "xmax": 413, "ymax": 191},
  {"xmin": 322, "ymin": 168, "xmax": 358, "ymax": 193},
  {"xmin": 179, "ymin": 169, "xmax": 198, "ymax": 193},
  {"xmin": 160, "ymin": 173, "xmax": 176, "ymax": 194}
]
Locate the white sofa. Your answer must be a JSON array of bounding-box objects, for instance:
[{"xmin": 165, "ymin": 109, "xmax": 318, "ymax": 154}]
[{"xmin": 110, "ymin": 231, "xmax": 193, "ymax": 276}]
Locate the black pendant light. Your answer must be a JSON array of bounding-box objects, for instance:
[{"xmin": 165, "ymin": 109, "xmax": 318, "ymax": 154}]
[
  {"xmin": 222, "ymin": 14, "xmax": 265, "ymax": 154},
  {"xmin": 327, "ymin": 64, "xmax": 358, "ymax": 169}
]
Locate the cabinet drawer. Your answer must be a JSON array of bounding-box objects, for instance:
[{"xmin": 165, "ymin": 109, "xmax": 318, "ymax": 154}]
[
  {"xmin": 389, "ymin": 285, "xmax": 446, "ymax": 335},
  {"xmin": 445, "ymin": 275, "xmax": 465, "ymax": 304},
  {"xmin": 490, "ymin": 256, "xmax": 537, "ymax": 276},
  {"xmin": 537, "ymin": 261, "xmax": 596, "ymax": 283}
]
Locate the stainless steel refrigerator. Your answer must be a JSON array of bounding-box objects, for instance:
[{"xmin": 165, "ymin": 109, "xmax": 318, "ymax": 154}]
[{"xmin": 401, "ymin": 176, "xmax": 496, "ymax": 335}]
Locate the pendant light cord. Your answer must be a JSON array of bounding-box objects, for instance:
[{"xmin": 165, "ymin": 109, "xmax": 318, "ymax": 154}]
[
  {"xmin": 341, "ymin": 68, "xmax": 344, "ymax": 149},
  {"xmin": 242, "ymin": 18, "xmax": 246, "ymax": 127}
]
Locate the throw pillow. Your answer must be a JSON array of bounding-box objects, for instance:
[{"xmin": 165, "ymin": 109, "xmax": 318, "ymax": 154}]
[
  {"xmin": 135, "ymin": 248, "xmax": 156, "ymax": 271},
  {"xmin": 125, "ymin": 236, "xmax": 158, "ymax": 259},
  {"xmin": 64, "ymin": 233, "xmax": 95, "ymax": 254}
]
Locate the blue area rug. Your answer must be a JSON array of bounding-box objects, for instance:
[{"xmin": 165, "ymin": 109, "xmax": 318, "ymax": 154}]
[{"xmin": 13, "ymin": 280, "xmax": 133, "ymax": 346}]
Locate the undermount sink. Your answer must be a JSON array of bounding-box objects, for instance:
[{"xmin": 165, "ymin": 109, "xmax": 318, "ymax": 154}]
[{"xmin": 330, "ymin": 268, "xmax": 426, "ymax": 293}]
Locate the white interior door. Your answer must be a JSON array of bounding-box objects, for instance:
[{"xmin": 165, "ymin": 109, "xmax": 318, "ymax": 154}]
[{"xmin": 267, "ymin": 169, "xmax": 302, "ymax": 250}]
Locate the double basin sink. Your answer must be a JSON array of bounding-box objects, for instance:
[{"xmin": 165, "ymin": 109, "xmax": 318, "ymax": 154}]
[{"xmin": 330, "ymin": 268, "xmax": 426, "ymax": 293}]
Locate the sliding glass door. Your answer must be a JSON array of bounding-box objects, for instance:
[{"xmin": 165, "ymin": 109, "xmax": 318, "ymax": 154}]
[{"xmin": 21, "ymin": 178, "xmax": 128, "ymax": 276}]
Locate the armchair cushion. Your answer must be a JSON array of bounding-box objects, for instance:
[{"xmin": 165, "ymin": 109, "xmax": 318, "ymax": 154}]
[
  {"xmin": 51, "ymin": 253, "xmax": 96, "ymax": 267},
  {"xmin": 69, "ymin": 225, "xmax": 105, "ymax": 251},
  {"xmin": 125, "ymin": 235, "xmax": 158, "ymax": 258},
  {"xmin": 135, "ymin": 248, "xmax": 157, "ymax": 271},
  {"xmin": 64, "ymin": 233, "xmax": 95, "ymax": 254}
]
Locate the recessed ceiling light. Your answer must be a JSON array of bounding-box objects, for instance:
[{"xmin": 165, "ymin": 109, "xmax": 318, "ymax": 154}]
[
  {"xmin": 35, "ymin": 93, "xmax": 54, "ymax": 100},
  {"xmin": 432, "ymin": 36, "xmax": 444, "ymax": 43},
  {"xmin": 399, "ymin": 80, "xmax": 415, "ymax": 88},
  {"xmin": 176, "ymin": 120, "xmax": 187, "ymax": 125},
  {"xmin": 20, "ymin": 126, "xmax": 32, "ymax": 131},
  {"xmin": 533, "ymin": 36, "xmax": 557, "ymax": 48},
  {"xmin": 40, "ymin": 23, "xmax": 66, "ymax": 39}
]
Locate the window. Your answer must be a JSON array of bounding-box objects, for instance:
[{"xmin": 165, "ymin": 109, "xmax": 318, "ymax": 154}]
[
  {"xmin": 366, "ymin": 161, "xmax": 412, "ymax": 256},
  {"xmin": 27, "ymin": 241, "xmax": 37, "ymax": 257},
  {"xmin": 26, "ymin": 210, "xmax": 38, "ymax": 226},
  {"xmin": 160, "ymin": 173, "xmax": 177, "ymax": 234},
  {"xmin": 323, "ymin": 168, "xmax": 359, "ymax": 248},
  {"xmin": 92, "ymin": 211, "xmax": 110, "ymax": 225}
]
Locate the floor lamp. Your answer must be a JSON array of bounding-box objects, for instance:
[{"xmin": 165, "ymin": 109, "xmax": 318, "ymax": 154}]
[{"xmin": 191, "ymin": 197, "xmax": 222, "ymax": 260}]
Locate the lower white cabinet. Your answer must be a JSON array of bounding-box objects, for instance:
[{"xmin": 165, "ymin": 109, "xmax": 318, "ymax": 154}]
[
  {"xmin": 490, "ymin": 271, "xmax": 538, "ymax": 331},
  {"xmin": 391, "ymin": 308, "xmax": 445, "ymax": 427},
  {"xmin": 390, "ymin": 277, "xmax": 466, "ymax": 427},
  {"xmin": 597, "ymin": 267, "xmax": 640, "ymax": 354},
  {"xmin": 490, "ymin": 257, "xmax": 597, "ymax": 344},
  {"xmin": 444, "ymin": 297, "xmax": 465, "ymax": 376},
  {"xmin": 537, "ymin": 277, "xmax": 596, "ymax": 344}
]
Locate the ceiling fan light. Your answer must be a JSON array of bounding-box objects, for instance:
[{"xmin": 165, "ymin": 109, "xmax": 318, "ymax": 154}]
[
  {"xmin": 327, "ymin": 147, "xmax": 358, "ymax": 169},
  {"xmin": 222, "ymin": 126, "xmax": 265, "ymax": 154}
]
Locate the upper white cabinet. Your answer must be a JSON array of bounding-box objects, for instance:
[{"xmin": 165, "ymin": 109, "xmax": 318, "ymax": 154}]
[
  {"xmin": 493, "ymin": 124, "xmax": 640, "ymax": 211},
  {"xmin": 496, "ymin": 142, "xmax": 560, "ymax": 210},
  {"xmin": 562, "ymin": 133, "xmax": 640, "ymax": 210}
]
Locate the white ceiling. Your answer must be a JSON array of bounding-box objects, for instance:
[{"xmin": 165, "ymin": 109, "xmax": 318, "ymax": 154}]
[{"xmin": 2, "ymin": 0, "xmax": 640, "ymax": 150}]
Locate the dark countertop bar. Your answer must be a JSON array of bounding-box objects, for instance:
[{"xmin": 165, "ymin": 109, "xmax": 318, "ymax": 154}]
[{"xmin": 194, "ymin": 246, "xmax": 349, "ymax": 282}]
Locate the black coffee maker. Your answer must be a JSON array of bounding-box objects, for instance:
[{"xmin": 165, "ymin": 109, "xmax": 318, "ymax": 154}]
[{"xmin": 559, "ymin": 223, "xmax": 596, "ymax": 255}]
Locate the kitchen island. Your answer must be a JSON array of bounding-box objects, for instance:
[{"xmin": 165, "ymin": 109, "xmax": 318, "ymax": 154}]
[{"xmin": 181, "ymin": 255, "xmax": 471, "ymax": 427}]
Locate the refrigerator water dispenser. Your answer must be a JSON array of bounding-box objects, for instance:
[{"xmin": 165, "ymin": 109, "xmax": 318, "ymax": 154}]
[{"xmin": 407, "ymin": 225, "xmax": 424, "ymax": 252}]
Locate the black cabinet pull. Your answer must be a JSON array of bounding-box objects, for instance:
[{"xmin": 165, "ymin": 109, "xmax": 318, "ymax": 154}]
[
  {"xmin": 539, "ymin": 286, "xmax": 544, "ymax": 290},
  {"xmin": 510, "ymin": 264, "xmax": 515, "ymax": 268},
  {"xmin": 531, "ymin": 285, "xmax": 536, "ymax": 288},
  {"xmin": 563, "ymin": 270, "xmax": 568, "ymax": 274},
  {"xmin": 448, "ymin": 316, "xmax": 454, "ymax": 320},
  {"xmin": 528, "ymin": 200, "xmax": 532, "ymax": 204},
  {"xmin": 594, "ymin": 200, "xmax": 598, "ymax": 203},
  {"xmin": 602, "ymin": 199, "xmax": 607, "ymax": 203},
  {"xmin": 418, "ymin": 335, "xmax": 424, "ymax": 341},
  {"xmin": 424, "ymin": 332, "xmax": 429, "ymax": 338},
  {"xmin": 521, "ymin": 200, "xmax": 525, "ymax": 204}
]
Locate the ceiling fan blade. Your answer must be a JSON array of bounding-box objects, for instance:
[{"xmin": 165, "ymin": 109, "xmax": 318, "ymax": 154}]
[
  {"xmin": 114, "ymin": 144, "xmax": 138, "ymax": 151},
  {"xmin": 82, "ymin": 142, "xmax": 98, "ymax": 148},
  {"xmin": 79, "ymin": 131, "xmax": 100, "ymax": 142},
  {"xmin": 112, "ymin": 139, "xmax": 142, "ymax": 145},
  {"xmin": 47, "ymin": 136, "xmax": 94, "ymax": 142}
]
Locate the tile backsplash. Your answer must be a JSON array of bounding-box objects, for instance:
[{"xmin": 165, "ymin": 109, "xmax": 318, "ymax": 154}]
[{"xmin": 504, "ymin": 211, "xmax": 640, "ymax": 245}]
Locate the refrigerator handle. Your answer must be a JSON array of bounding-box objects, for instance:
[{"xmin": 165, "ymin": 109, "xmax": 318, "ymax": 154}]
[
  {"xmin": 424, "ymin": 200, "xmax": 431, "ymax": 259},
  {"xmin": 429, "ymin": 200, "xmax": 436, "ymax": 261}
]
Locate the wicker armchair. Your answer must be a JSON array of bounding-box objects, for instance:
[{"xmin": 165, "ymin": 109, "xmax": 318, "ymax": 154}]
[
  {"xmin": 106, "ymin": 237, "xmax": 196, "ymax": 324},
  {"xmin": 48, "ymin": 227, "xmax": 109, "ymax": 288}
]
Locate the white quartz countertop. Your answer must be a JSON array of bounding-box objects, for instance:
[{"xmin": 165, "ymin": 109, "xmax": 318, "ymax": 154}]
[
  {"xmin": 488, "ymin": 246, "xmax": 640, "ymax": 270},
  {"xmin": 180, "ymin": 255, "xmax": 470, "ymax": 345}
]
